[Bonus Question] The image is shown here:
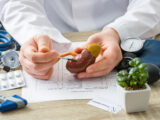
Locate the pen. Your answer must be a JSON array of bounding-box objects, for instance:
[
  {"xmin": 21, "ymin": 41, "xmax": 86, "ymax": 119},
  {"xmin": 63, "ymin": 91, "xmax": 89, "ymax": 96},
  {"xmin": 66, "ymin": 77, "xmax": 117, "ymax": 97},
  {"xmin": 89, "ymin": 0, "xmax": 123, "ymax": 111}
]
[{"xmin": 56, "ymin": 57, "xmax": 77, "ymax": 62}]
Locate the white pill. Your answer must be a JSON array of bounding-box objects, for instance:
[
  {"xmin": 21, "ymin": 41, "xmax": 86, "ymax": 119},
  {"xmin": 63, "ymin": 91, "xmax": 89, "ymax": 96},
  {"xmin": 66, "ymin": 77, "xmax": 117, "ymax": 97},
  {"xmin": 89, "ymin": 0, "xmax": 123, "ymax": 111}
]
[
  {"xmin": 1, "ymin": 82, "xmax": 7, "ymax": 88},
  {"xmin": 17, "ymin": 79, "xmax": 23, "ymax": 85},
  {"xmin": 14, "ymin": 71, "xmax": 21, "ymax": 77},
  {"xmin": 8, "ymin": 72, "xmax": 14, "ymax": 79},
  {"xmin": 9, "ymin": 80, "xmax": 15, "ymax": 87},
  {"xmin": 0, "ymin": 74, "xmax": 7, "ymax": 80}
]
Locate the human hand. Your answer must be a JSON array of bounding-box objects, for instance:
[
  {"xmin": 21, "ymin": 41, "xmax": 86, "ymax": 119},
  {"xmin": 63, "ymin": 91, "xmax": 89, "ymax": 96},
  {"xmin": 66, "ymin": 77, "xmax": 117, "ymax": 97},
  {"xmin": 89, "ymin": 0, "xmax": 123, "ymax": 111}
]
[
  {"xmin": 75, "ymin": 28, "xmax": 122, "ymax": 79},
  {"xmin": 19, "ymin": 35, "xmax": 58, "ymax": 80}
]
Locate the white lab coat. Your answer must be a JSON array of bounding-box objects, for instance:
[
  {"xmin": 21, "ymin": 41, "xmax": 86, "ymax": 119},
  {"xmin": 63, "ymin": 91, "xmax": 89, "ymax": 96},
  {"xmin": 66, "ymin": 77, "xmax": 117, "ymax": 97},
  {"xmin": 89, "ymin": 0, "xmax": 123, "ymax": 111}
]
[{"xmin": 0, "ymin": 0, "xmax": 160, "ymax": 48}]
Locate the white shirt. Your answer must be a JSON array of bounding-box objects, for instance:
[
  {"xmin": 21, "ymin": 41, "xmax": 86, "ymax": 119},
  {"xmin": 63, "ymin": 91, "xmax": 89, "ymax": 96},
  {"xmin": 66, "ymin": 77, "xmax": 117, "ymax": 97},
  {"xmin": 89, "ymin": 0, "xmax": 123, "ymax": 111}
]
[{"xmin": 0, "ymin": 0, "xmax": 160, "ymax": 47}]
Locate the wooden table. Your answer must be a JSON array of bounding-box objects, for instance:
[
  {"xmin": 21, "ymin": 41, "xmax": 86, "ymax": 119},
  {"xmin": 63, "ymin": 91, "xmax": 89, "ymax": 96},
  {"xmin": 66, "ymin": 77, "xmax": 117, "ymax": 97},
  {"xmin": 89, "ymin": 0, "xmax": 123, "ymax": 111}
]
[{"xmin": 0, "ymin": 31, "xmax": 160, "ymax": 120}]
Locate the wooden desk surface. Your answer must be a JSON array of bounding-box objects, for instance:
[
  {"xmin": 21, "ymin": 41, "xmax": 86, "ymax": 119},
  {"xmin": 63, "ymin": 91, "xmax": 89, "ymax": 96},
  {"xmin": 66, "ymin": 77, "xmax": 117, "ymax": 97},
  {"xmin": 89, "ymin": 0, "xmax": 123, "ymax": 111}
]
[{"xmin": 0, "ymin": 31, "xmax": 160, "ymax": 120}]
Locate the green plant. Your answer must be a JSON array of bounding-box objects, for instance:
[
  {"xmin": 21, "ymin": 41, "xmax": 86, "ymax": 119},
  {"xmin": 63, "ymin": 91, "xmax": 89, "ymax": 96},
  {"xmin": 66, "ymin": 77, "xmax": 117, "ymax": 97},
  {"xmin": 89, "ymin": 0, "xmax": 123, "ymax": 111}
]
[{"xmin": 116, "ymin": 58, "xmax": 149, "ymax": 90}]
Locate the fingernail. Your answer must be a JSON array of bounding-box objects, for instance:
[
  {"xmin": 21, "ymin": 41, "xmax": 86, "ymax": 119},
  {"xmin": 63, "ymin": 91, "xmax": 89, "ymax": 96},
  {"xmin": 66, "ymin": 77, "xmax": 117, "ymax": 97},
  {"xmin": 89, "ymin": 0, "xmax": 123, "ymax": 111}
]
[{"xmin": 39, "ymin": 46, "xmax": 49, "ymax": 53}]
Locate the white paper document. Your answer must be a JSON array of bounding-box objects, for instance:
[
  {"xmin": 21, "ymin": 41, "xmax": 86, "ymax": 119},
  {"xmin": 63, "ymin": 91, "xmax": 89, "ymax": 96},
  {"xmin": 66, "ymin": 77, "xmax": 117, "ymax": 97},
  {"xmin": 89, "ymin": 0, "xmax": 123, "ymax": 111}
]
[{"xmin": 22, "ymin": 42, "xmax": 118, "ymax": 103}]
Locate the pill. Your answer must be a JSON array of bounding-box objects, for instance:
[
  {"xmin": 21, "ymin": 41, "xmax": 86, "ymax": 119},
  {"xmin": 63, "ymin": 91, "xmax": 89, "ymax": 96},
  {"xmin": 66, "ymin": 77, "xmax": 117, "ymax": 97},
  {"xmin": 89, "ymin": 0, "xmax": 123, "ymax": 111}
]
[
  {"xmin": 17, "ymin": 79, "xmax": 23, "ymax": 85},
  {"xmin": 0, "ymin": 74, "xmax": 7, "ymax": 80},
  {"xmin": 1, "ymin": 82, "xmax": 7, "ymax": 88},
  {"xmin": 8, "ymin": 72, "xmax": 14, "ymax": 79},
  {"xmin": 9, "ymin": 80, "xmax": 15, "ymax": 87},
  {"xmin": 14, "ymin": 71, "xmax": 21, "ymax": 77},
  {"xmin": 0, "ymin": 70, "xmax": 25, "ymax": 91}
]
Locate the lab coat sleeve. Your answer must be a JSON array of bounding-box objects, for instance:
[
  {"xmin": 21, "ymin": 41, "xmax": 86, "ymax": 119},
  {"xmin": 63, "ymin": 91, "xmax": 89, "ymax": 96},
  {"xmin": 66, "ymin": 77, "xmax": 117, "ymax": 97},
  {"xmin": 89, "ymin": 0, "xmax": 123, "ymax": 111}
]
[
  {"xmin": 0, "ymin": 0, "xmax": 71, "ymax": 51},
  {"xmin": 104, "ymin": 0, "xmax": 160, "ymax": 41}
]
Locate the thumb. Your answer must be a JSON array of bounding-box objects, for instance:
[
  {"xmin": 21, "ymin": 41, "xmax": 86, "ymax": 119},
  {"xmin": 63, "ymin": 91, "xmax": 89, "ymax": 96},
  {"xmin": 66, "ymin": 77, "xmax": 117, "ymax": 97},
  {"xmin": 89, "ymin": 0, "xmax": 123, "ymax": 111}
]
[
  {"xmin": 35, "ymin": 35, "xmax": 52, "ymax": 53},
  {"xmin": 86, "ymin": 33, "xmax": 103, "ymax": 46},
  {"xmin": 74, "ymin": 47, "xmax": 84, "ymax": 54}
]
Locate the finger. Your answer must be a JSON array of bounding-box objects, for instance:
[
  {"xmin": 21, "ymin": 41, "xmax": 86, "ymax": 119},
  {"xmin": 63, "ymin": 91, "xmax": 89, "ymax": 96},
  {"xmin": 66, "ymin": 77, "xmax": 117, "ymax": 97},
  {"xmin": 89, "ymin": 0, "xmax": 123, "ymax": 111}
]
[
  {"xmin": 31, "ymin": 50, "xmax": 59, "ymax": 63},
  {"xmin": 74, "ymin": 34, "xmax": 102, "ymax": 54},
  {"xmin": 85, "ymin": 48, "xmax": 115, "ymax": 73},
  {"xmin": 86, "ymin": 58, "xmax": 110, "ymax": 73},
  {"xmin": 22, "ymin": 48, "xmax": 58, "ymax": 63},
  {"xmin": 74, "ymin": 47, "xmax": 84, "ymax": 54},
  {"xmin": 23, "ymin": 65, "xmax": 51, "ymax": 76},
  {"xmin": 74, "ymin": 42, "xmax": 102, "ymax": 54},
  {"xmin": 77, "ymin": 69, "xmax": 111, "ymax": 79},
  {"xmin": 86, "ymin": 33, "xmax": 102, "ymax": 45},
  {"xmin": 19, "ymin": 55, "xmax": 57, "ymax": 72},
  {"xmin": 34, "ymin": 35, "xmax": 52, "ymax": 52},
  {"xmin": 23, "ymin": 67, "xmax": 53, "ymax": 80}
]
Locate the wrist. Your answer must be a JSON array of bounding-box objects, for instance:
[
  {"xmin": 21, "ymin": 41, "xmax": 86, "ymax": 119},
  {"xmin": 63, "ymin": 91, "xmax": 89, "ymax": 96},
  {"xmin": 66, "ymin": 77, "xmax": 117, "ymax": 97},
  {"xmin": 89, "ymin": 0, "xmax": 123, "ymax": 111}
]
[{"xmin": 102, "ymin": 27, "xmax": 120, "ymax": 44}]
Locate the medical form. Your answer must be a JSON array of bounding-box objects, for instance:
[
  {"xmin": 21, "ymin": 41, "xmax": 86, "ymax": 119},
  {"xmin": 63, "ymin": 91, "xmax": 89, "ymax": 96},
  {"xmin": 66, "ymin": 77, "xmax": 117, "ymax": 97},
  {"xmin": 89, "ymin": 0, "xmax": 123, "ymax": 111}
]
[{"xmin": 22, "ymin": 42, "xmax": 117, "ymax": 103}]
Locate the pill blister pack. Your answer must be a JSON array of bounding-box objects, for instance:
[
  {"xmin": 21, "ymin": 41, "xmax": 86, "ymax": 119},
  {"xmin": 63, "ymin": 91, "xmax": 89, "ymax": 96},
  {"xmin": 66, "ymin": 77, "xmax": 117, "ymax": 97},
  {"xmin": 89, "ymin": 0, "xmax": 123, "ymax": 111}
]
[{"xmin": 0, "ymin": 70, "xmax": 26, "ymax": 91}]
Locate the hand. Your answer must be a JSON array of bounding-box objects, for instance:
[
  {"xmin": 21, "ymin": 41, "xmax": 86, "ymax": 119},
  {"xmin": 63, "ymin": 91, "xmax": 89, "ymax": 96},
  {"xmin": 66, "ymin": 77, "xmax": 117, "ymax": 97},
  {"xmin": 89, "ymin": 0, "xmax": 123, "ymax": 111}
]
[
  {"xmin": 19, "ymin": 35, "xmax": 59, "ymax": 80},
  {"xmin": 75, "ymin": 28, "xmax": 122, "ymax": 79}
]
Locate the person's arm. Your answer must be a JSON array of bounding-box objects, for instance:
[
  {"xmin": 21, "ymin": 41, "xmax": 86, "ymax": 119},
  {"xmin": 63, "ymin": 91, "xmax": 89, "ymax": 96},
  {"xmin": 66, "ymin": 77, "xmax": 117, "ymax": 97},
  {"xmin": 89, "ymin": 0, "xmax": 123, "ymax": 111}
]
[
  {"xmin": 104, "ymin": 0, "xmax": 160, "ymax": 41},
  {"xmin": 75, "ymin": 0, "xmax": 160, "ymax": 79},
  {"xmin": 0, "ymin": 0, "xmax": 70, "ymax": 49},
  {"xmin": 0, "ymin": 0, "xmax": 71, "ymax": 80}
]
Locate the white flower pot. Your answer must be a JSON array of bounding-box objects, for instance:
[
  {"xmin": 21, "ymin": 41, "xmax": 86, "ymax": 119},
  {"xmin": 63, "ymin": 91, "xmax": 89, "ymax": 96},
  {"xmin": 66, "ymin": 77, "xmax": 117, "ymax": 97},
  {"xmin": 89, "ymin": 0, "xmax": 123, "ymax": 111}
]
[{"xmin": 117, "ymin": 83, "xmax": 151, "ymax": 113}]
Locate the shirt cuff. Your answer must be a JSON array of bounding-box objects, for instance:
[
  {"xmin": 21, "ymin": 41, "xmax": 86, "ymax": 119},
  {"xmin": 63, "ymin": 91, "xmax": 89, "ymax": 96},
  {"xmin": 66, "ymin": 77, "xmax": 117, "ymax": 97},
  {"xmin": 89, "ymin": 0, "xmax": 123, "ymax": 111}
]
[{"xmin": 103, "ymin": 21, "xmax": 134, "ymax": 42}]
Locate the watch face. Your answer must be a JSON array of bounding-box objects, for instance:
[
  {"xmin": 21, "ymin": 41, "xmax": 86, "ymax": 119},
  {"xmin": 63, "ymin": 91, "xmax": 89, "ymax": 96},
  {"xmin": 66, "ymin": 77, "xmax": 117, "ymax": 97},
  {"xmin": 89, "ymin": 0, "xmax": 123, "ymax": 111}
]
[{"xmin": 121, "ymin": 38, "xmax": 145, "ymax": 52}]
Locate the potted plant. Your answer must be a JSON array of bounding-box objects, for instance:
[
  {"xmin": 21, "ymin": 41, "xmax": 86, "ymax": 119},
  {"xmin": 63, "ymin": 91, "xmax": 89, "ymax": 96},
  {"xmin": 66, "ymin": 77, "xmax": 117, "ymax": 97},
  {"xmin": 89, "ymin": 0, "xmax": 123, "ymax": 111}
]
[{"xmin": 116, "ymin": 58, "xmax": 151, "ymax": 113}]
